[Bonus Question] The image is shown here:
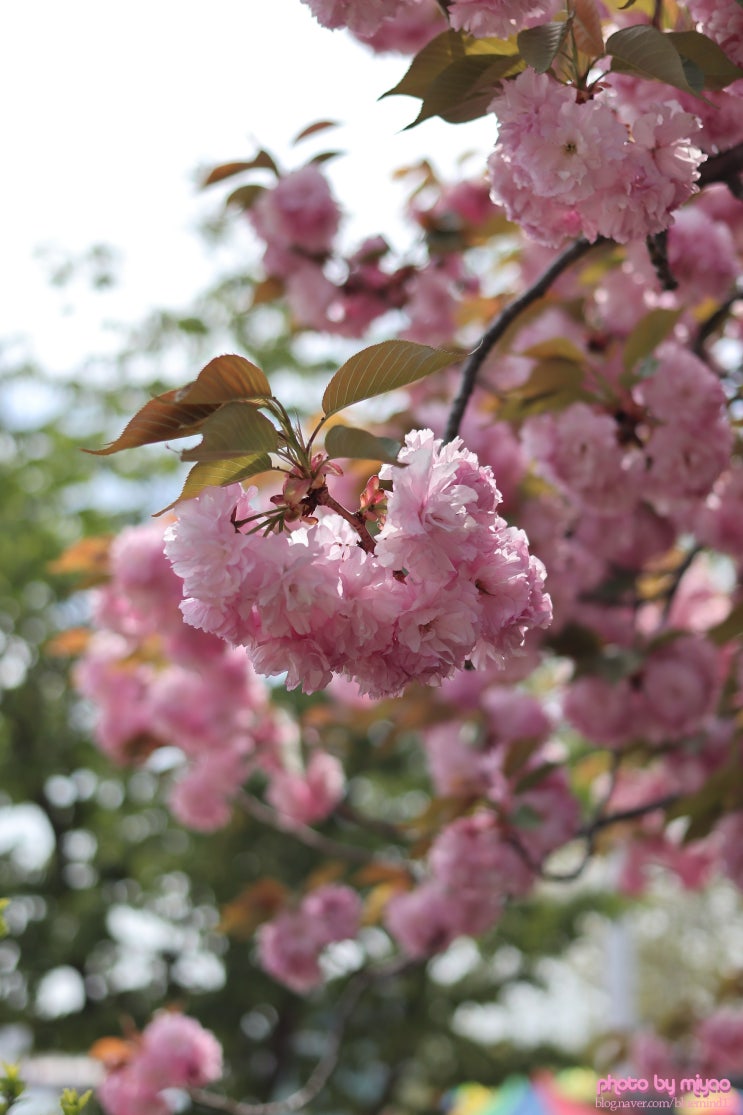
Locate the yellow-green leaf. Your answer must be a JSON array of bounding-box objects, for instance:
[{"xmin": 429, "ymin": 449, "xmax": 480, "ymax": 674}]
[
  {"xmin": 155, "ymin": 454, "xmax": 276, "ymax": 515},
  {"xmin": 324, "ymin": 424, "xmax": 402, "ymax": 465},
  {"xmin": 606, "ymin": 25, "xmax": 702, "ymax": 96},
  {"xmin": 621, "ymin": 307, "xmax": 682, "ymax": 374},
  {"xmin": 667, "ymin": 30, "xmax": 743, "ymax": 90},
  {"xmin": 322, "ymin": 341, "xmax": 461, "ymax": 418},
  {"xmin": 180, "ymin": 403, "xmax": 278, "ymax": 462},
  {"xmin": 517, "ymin": 22, "xmax": 567, "ymax": 73}
]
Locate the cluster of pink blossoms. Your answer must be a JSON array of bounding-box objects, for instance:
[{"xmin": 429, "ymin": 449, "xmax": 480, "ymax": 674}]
[
  {"xmin": 74, "ymin": 522, "xmax": 345, "ymax": 831},
  {"xmin": 488, "ymin": 69, "xmax": 703, "ymax": 247},
  {"xmin": 257, "ymin": 883, "xmax": 362, "ymax": 992},
  {"xmin": 98, "ymin": 1012, "xmax": 223, "ymax": 1115},
  {"xmin": 165, "ymin": 430, "xmax": 552, "ymax": 699},
  {"xmin": 300, "ymin": 0, "xmax": 444, "ymax": 52},
  {"xmin": 383, "ymin": 687, "xmax": 579, "ymax": 957}
]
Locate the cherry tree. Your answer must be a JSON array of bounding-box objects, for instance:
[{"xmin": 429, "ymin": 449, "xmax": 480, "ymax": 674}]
[{"xmin": 39, "ymin": 0, "xmax": 743, "ymax": 1111}]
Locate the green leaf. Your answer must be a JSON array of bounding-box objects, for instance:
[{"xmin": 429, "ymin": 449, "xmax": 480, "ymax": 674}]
[
  {"xmin": 381, "ymin": 30, "xmax": 472, "ymax": 100},
  {"xmin": 180, "ymin": 402, "xmax": 279, "ymax": 462},
  {"xmin": 667, "ymin": 30, "xmax": 743, "ymax": 90},
  {"xmin": 156, "ymin": 454, "xmax": 276, "ymax": 515},
  {"xmin": 324, "ymin": 424, "xmax": 402, "ymax": 465},
  {"xmin": 0, "ymin": 899, "xmax": 7, "ymax": 938},
  {"xmin": 322, "ymin": 341, "xmax": 460, "ymax": 418},
  {"xmin": 606, "ymin": 25, "xmax": 702, "ymax": 95},
  {"xmin": 498, "ymin": 359, "xmax": 591, "ymax": 421},
  {"xmin": 621, "ymin": 307, "xmax": 682, "ymax": 375},
  {"xmin": 86, "ymin": 355, "xmax": 271, "ymax": 456},
  {"xmin": 707, "ymin": 602, "xmax": 743, "ymax": 646},
  {"xmin": 202, "ymin": 150, "xmax": 279, "ymax": 186},
  {"xmin": 517, "ymin": 22, "xmax": 567, "ymax": 73},
  {"xmin": 407, "ymin": 53, "xmax": 522, "ymax": 128}
]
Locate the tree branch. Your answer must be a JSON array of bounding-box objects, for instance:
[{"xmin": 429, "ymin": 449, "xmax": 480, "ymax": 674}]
[
  {"xmin": 237, "ymin": 792, "xmax": 376, "ymax": 865},
  {"xmin": 444, "ymin": 236, "xmax": 601, "ymax": 442},
  {"xmin": 697, "ymin": 141, "xmax": 743, "ymax": 193},
  {"xmin": 190, "ymin": 959, "xmax": 413, "ymax": 1115}
]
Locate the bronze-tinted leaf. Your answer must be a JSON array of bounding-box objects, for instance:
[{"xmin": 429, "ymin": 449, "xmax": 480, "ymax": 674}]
[
  {"xmin": 176, "ymin": 354, "xmax": 271, "ymax": 404},
  {"xmin": 292, "ymin": 119, "xmax": 339, "ymax": 143},
  {"xmin": 381, "ymin": 30, "xmax": 471, "ymax": 100},
  {"xmin": 202, "ymin": 150, "xmax": 279, "ymax": 186},
  {"xmin": 225, "ymin": 184, "xmax": 266, "ymax": 211},
  {"xmin": 322, "ymin": 341, "xmax": 461, "ymax": 418},
  {"xmin": 572, "ymin": 0, "xmax": 604, "ymax": 57},
  {"xmin": 84, "ymin": 390, "xmax": 216, "ymax": 456},
  {"xmin": 180, "ymin": 402, "xmax": 279, "ymax": 462}
]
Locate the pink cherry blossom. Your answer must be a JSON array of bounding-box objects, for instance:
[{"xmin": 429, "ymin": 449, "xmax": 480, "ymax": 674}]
[{"xmin": 448, "ymin": 0, "xmax": 559, "ymax": 38}]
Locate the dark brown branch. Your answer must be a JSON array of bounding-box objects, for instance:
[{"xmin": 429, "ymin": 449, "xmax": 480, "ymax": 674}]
[
  {"xmin": 697, "ymin": 142, "xmax": 743, "ymax": 192},
  {"xmin": 693, "ymin": 291, "xmax": 743, "ymax": 356},
  {"xmin": 444, "ymin": 236, "xmax": 601, "ymax": 442}
]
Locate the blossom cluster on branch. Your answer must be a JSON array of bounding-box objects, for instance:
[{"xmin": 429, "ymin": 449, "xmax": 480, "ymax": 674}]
[{"xmin": 58, "ymin": 0, "xmax": 743, "ymax": 1111}]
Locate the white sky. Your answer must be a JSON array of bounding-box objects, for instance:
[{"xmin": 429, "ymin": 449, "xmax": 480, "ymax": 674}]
[{"xmin": 2, "ymin": 0, "xmax": 497, "ymax": 373}]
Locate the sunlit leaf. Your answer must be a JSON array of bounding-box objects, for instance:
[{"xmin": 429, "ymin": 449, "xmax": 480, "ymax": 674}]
[
  {"xmin": 667, "ymin": 30, "xmax": 743, "ymax": 90},
  {"xmin": 621, "ymin": 307, "xmax": 682, "ymax": 374},
  {"xmin": 180, "ymin": 403, "xmax": 279, "ymax": 462},
  {"xmin": 176, "ymin": 354, "xmax": 271, "ymax": 404},
  {"xmin": 322, "ymin": 341, "xmax": 460, "ymax": 417},
  {"xmin": 202, "ymin": 150, "xmax": 279, "ymax": 186},
  {"xmin": 517, "ymin": 23, "xmax": 566, "ymax": 73},
  {"xmin": 155, "ymin": 453, "xmax": 276, "ymax": 515},
  {"xmin": 606, "ymin": 25, "xmax": 702, "ymax": 95},
  {"xmin": 324, "ymin": 424, "xmax": 402, "ymax": 465},
  {"xmin": 572, "ymin": 0, "xmax": 604, "ymax": 57}
]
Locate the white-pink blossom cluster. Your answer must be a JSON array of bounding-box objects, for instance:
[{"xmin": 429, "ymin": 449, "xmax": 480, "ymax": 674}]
[
  {"xmin": 257, "ymin": 883, "xmax": 362, "ymax": 991},
  {"xmin": 487, "ymin": 70, "xmax": 703, "ymax": 247},
  {"xmin": 74, "ymin": 521, "xmax": 342, "ymax": 831},
  {"xmin": 98, "ymin": 1012, "xmax": 223, "ymax": 1115},
  {"xmin": 564, "ymin": 634, "xmax": 723, "ymax": 749},
  {"xmin": 523, "ymin": 343, "xmax": 732, "ymax": 521},
  {"xmin": 300, "ymin": 0, "xmax": 443, "ymax": 52},
  {"xmin": 448, "ymin": 0, "xmax": 559, "ymax": 39},
  {"xmin": 165, "ymin": 430, "xmax": 552, "ymax": 698}
]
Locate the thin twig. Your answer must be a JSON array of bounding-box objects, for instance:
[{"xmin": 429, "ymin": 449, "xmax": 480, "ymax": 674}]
[
  {"xmin": 237, "ymin": 791, "xmax": 375, "ymax": 865},
  {"xmin": 444, "ymin": 236, "xmax": 601, "ymax": 442},
  {"xmin": 189, "ymin": 958, "xmax": 413, "ymax": 1115},
  {"xmin": 693, "ymin": 290, "xmax": 743, "ymax": 356}
]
